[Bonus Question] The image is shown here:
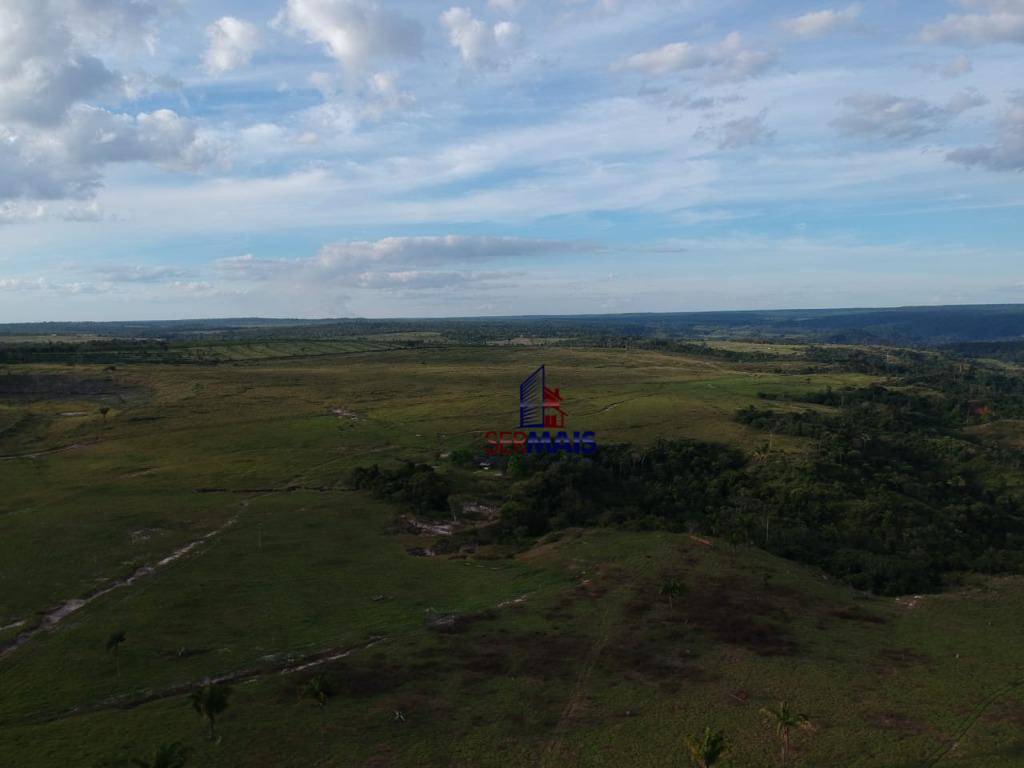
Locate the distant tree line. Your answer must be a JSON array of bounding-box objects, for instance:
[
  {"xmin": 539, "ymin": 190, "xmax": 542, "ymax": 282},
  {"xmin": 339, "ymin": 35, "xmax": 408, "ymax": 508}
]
[{"xmin": 350, "ymin": 462, "xmax": 451, "ymax": 516}]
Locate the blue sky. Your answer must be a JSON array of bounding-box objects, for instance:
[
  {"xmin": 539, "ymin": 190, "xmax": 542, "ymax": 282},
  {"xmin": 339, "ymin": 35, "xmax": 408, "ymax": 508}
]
[{"xmin": 0, "ymin": 0, "xmax": 1021, "ymax": 321}]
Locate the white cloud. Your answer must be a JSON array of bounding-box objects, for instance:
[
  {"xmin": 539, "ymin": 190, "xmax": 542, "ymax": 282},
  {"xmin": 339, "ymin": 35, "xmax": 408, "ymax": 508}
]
[
  {"xmin": 622, "ymin": 42, "xmax": 705, "ymax": 75},
  {"xmin": 0, "ymin": 0, "xmax": 223, "ymax": 208},
  {"xmin": 317, "ymin": 235, "xmax": 584, "ymax": 271},
  {"xmin": 62, "ymin": 106, "xmax": 221, "ymax": 170},
  {"xmin": 58, "ymin": 0, "xmax": 166, "ymax": 48},
  {"xmin": 921, "ymin": 1, "xmax": 1024, "ymax": 45},
  {"xmin": 782, "ymin": 4, "xmax": 863, "ymax": 39},
  {"xmin": 63, "ymin": 200, "xmax": 105, "ymax": 222},
  {"xmin": 89, "ymin": 263, "xmax": 196, "ymax": 282},
  {"xmin": 0, "ymin": 106, "xmax": 220, "ymax": 203},
  {"xmin": 275, "ymin": 0, "xmax": 423, "ymax": 73},
  {"xmin": 0, "ymin": 125, "xmax": 96, "ymax": 200},
  {"xmin": 947, "ymin": 88, "xmax": 989, "ymax": 113},
  {"xmin": 203, "ymin": 16, "xmax": 261, "ymax": 75},
  {"xmin": 361, "ymin": 72, "xmax": 414, "ymax": 120},
  {"xmin": 440, "ymin": 7, "xmax": 522, "ymax": 67},
  {"xmin": 698, "ymin": 110, "xmax": 775, "ymax": 149},
  {"xmin": 0, "ymin": 0, "xmax": 117, "ymax": 127},
  {"xmin": 216, "ymin": 236, "xmax": 587, "ymax": 292},
  {"xmin": 832, "ymin": 91, "xmax": 987, "ymax": 140},
  {"xmin": 0, "ymin": 201, "xmax": 47, "ymax": 225},
  {"xmin": 352, "ymin": 270, "xmax": 476, "ymax": 290},
  {"xmin": 948, "ymin": 94, "xmax": 1024, "ymax": 170},
  {"xmin": 621, "ymin": 32, "xmax": 776, "ymax": 81}
]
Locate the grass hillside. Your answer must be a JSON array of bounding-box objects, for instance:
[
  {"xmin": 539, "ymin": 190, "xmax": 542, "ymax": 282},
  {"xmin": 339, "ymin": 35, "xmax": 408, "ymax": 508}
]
[{"xmin": 1, "ymin": 344, "xmax": 1022, "ymax": 767}]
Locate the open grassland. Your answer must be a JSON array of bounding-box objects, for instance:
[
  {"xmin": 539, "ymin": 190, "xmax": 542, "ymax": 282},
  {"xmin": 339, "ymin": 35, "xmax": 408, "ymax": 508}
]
[{"xmin": 1, "ymin": 345, "xmax": 1022, "ymax": 767}]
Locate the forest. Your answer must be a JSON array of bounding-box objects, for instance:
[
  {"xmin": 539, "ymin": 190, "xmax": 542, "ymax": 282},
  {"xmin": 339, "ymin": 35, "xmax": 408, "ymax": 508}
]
[{"xmin": 353, "ymin": 356, "xmax": 1024, "ymax": 596}]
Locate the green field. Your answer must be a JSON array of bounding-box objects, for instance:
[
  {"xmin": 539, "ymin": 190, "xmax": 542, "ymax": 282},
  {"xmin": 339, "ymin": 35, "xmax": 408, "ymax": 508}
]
[{"xmin": 1, "ymin": 345, "xmax": 1022, "ymax": 767}]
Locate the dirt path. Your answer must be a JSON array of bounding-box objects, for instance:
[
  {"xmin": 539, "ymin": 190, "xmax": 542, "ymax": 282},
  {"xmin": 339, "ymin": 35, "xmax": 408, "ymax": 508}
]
[
  {"xmin": 0, "ymin": 440, "xmax": 98, "ymax": 460},
  {"xmin": 924, "ymin": 668, "xmax": 1024, "ymax": 766},
  {"xmin": 577, "ymin": 391, "xmax": 660, "ymax": 417},
  {"xmin": 0, "ymin": 518, "xmax": 237, "ymax": 660},
  {"xmin": 538, "ymin": 594, "xmax": 617, "ymax": 767},
  {"xmin": 15, "ymin": 637, "xmax": 387, "ymax": 726}
]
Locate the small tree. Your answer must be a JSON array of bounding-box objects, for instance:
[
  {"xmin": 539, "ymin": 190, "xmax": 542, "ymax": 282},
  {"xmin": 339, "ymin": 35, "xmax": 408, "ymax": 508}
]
[
  {"xmin": 760, "ymin": 701, "xmax": 811, "ymax": 767},
  {"xmin": 99, "ymin": 406, "xmax": 111, "ymax": 422},
  {"xmin": 106, "ymin": 630, "xmax": 127, "ymax": 679},
  {"xmin": 685, "ymin": 726, "xmax": 727, "ymax": 768},
  {"xmin": 130, "ymin": 742, "xmax": 190, "ymax": 768},
  {"xmin": 660, "ymin": 577, "xmax": 686, "ymax": 610},
  {"xmin": 301, "ymin": 674, "xmax": 334, "ymax": 709},
  {"xmin": 190, "ymin": 682, "xmax": 232, "ymax": 742}
]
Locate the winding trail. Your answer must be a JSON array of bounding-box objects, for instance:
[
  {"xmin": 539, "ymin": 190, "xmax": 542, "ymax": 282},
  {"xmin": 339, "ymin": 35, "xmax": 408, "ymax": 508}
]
[{"xmin": 0, "ymin": 518, "xmax": 237, "ymax": 660}]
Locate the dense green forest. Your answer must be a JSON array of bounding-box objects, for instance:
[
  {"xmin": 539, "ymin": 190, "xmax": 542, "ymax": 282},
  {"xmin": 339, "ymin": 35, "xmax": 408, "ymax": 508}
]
[{"xmin": 351, "ymin": 356, "xmax": 1024, "ymax": 596}]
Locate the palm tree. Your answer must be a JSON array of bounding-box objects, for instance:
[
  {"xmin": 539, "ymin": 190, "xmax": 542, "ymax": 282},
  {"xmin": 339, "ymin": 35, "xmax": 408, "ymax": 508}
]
[
  {"xmin": 301, "ymin": 674, "xmax": 334, "ymax": 709},
  {"xmin": 130, "ymin": 742, "xmax": 190, "ymax": 768},
  {"xmin": 760, "ymin": 701, "xmax": 811, "ymax": 767},
  {"xmin": 106, "ymin": 629, "xmax": 126, "ymax": 678},
  {"xmin": 660, "ymin": 577, "xmax": 686, "ymax": 610},
  {"xmin": 190, "ymin": 682, "xmax": 232, "ymax": 742},
  {"xmin": 685, "ymin": 726, "xmax": 727, "ymax": 768}
]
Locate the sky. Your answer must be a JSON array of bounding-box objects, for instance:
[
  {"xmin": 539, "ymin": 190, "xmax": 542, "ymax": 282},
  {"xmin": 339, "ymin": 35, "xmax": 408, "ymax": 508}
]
[{"xmin": 0, "ymin": 0, "xmax": 1022, "ymax": 322}]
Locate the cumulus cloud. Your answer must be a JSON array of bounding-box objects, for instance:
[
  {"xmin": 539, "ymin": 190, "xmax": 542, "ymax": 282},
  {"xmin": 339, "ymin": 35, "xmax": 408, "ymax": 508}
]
[
  {"xmin": 782, "ymin": 4, "xmax": 863, "ymax": 38},
  {"xmin": 832, "ymin": 90, "xmax": 987, "ymax": 139},
  {"xmin": 0, "ymin": 0, "xmax": 175, "ymax": 126},
  {"xmin": 203, "ymin": 16, "xmax": 261, "ymax": 75},
  {"xmin": 0, "ymin": 126, "xmax": 97, "ymax": 200},
  {"xmin": 441, "ymin": 7, "xmax": 522, "ymax": 67},
  {"xmin": 621, "ymin": 32, "xmax": 776, "ymax": 81},
  {"xmin": 947, "ymin": 94, "xmax": 1024, "ymax": 170},
  {"xmin": 0, "ymin": 107, "xmax": 219, "ymax": 202},
  {"xmin": 0, "ymin": 0, "xmax": 117, "ymax": 126},
  {"xmin": 920, "ymin": 0, "xmax": 1024, "ymax": 45},
  {"xmin": 61, "ymin": 106, "xmax": 220, "ymax": 170},
  {"xmin": 275, "ymin": 0, "xmax": 423, "ymax": 73},
  {"xmin": 0, "ymin": 0, "xmax": 221, "ymax": 207}
]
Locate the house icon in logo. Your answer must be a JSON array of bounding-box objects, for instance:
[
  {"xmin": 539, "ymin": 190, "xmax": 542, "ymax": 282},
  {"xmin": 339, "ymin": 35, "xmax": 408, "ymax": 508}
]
[{"xmin": 519, "ymin": 365, "xmax": 566, "ymax": 429}]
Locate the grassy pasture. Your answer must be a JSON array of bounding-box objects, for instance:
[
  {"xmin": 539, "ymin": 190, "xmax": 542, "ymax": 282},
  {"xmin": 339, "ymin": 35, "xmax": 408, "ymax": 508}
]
[{"xmin": 1, "ymin": 344, "xmax": 1022, "ymax": 767}]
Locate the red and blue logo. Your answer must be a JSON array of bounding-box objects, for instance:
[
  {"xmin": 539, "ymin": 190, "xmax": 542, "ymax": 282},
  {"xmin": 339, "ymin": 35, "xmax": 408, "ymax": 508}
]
[{"xmin": 485, "ymin": 365, "xmax": 597, "ymax": 456}]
